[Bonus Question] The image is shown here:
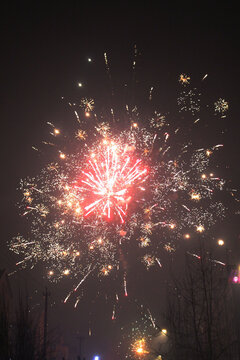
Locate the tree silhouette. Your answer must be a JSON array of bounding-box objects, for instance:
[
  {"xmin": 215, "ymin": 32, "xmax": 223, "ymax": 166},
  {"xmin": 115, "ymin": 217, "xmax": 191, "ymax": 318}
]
[{"xmin": 163, "ymin": 244, "xmax": 238, "ymax": 359}]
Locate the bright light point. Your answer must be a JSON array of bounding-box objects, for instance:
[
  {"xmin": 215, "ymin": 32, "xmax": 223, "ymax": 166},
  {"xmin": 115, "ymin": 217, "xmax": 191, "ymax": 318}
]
[
  {"xmin": 75, "ymin": 251, "xmax": 80, "ymax": 256},
  {"xmin": 170, "ymin": 223, "xmax": 176, "ymax": 229},
  {"xmin": 75, "ymin": 208, "xmax": 81, "ymax": 214},
  {"xmin": 102, "ymin": 268, "xmax": 108, "ymax": 275},
  {"xmin": 59, "ymin": 153, "xmax": 66, "ymax": 159},
  {"xmin": 49, "ymin": 270, "xmax": 54, "ymax": 276},
  {"xmin": 97, "ymin": 238, "xmax": 102, "ymax": 244},
  {"xmin": 201, "ymin": 174, "xmax": 207, "ymax": 179},
  {"xmin": 132, "ymin": 122, "xmax": 138, "ymax": 128},
  {"xmin": 76, "ymin": 129, "xmax": 87, "ymax": 140},
  {"xmin": 196, "ymin": 225, "xmax": 205, "ymax": 232},
  {"xmin": 184, "ymin": 233, "xmax": 190, "ymax": 239},
  {"xmin": 85, "ymin": 111, "xmax": 90, "ymax": 117},
  {"xmin": 88, "ymin": 58, "xmax": 92, "ymax": 62},
  {"xmin": 94, "ymin": 356, "xmax": 100, "ymax": 360},
  {"xmin": 161, "ymin": 329, "xmax": 167, "ymax": 335},
  {"xmin": 63, "ymin": 269, "xmax": 70, "ymax": 275},
  {"xmin": 179, "ymin": 74, "xmax": 190, "ymax": 84},
  {"xmin": 133, "ymin": 339, "xmax": 148, "ymax": 355},
  {"xmin": 54, "ymin": 128, "xmax": 60, "ymax": 135},
  {"xmin": 233, "ymin": 276, "xmax": 239, "ymax": 283},
  {"xmin": 191, "ymin": 193, "xmax": 201, "ymax": 200},
  {"xmin": 206, "ymin": 150, "xmax": 212, "ymax": 156},
  {"xmin": 108, "ymin": 265, "xmax": 112, "ymax": 270},
  {"xmin": 78, "ymin": 82, "xmax": 83, "ymax": 87},
  {"xmin": 218, "ymin": 239, "xmax": 224, "ymax": 246}
]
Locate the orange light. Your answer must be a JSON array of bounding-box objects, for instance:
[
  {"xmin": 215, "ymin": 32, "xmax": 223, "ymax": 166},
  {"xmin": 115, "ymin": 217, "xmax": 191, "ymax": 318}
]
[
  {"xmin": 191, "ymin": 192, "xmax": 201, "ymax": 200},
  {"xmin": 196, "ymin": 225, "xmax": 205, "ymax": 233},
  {"xmin": 133, "ymin": 339, "xmax": 149, "ymax": 355},
  {"xmin": 119, "ymin": 229, "xmax": 127, "ymax": 236}
]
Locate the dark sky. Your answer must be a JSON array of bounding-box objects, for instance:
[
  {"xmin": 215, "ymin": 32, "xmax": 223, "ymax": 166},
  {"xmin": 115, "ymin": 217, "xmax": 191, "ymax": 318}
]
[{"xmin": 1, "ymin": 2, "xmax": 240, "ymax": 359}]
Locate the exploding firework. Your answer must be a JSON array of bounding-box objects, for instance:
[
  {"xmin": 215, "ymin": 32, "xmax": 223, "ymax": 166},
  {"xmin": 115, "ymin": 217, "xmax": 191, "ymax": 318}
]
[
  {"xmin": 10, "ymin": 51, "xmax": 233, "ymax": 307},
  {"xmin": 78, "ymin": 141, "xmax": 148, "ymax": 223},
  {"xmin": 133, "ymin": 338, "xmax": 149, "ymax": 356},
  {"xmin": 117, "ymin": 304, "xmax": 159, "ymax": 359},
  {"xmin": 214, "ymin": 98, "xmax": 229, "ymax": 116}
]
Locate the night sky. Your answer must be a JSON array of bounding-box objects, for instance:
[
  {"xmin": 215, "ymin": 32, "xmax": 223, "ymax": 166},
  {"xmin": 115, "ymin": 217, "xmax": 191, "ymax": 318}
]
[{"xmin": 1, "ymin": 3, "xmax": 240, "ymax": 359}]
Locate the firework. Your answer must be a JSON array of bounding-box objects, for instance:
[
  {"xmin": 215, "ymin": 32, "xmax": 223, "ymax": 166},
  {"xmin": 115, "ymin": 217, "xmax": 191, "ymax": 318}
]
[
  {"xmin": 80, "ymin": 141, "xmax": 148, "ymax": 223},
  {"xmin": 179, "ymin": 73, "xmax": 190, "ymax": 85},
  {"xmin": 133, "ymin": 338, "xmax": 149, "ymax": 356},
  {"xmin": 10, "ymin": 54, "xmax": 231, "ymax": 308},
  {"xmin": 117, "ymin": 303, "xmax": 159, "ymax": 359},
  {"xmin": 214, "ymin": 98, "xmax": 229, "ymax": 116}
]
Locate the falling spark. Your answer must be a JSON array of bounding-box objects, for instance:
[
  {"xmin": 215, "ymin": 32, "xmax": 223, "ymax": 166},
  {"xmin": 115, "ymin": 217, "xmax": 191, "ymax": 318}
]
[{"xmin": 124, "ymin": 272, "xmax": 128, "ymax": 297}]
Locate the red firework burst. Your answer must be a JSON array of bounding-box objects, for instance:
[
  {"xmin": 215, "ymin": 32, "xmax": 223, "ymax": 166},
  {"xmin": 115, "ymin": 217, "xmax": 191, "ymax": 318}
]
[{"xmin": 80, "ymin": 142, "xmax": 147, "ymax": 223}]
